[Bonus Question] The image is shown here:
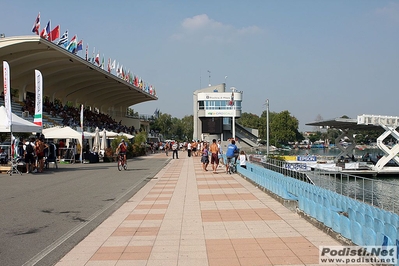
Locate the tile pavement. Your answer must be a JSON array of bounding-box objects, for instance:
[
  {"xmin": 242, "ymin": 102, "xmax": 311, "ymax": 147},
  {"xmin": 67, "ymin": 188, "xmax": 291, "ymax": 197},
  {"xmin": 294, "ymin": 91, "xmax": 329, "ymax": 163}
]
[{"xmin": 55, "ymin": 151, "xmax": 342, "ymax": 266}]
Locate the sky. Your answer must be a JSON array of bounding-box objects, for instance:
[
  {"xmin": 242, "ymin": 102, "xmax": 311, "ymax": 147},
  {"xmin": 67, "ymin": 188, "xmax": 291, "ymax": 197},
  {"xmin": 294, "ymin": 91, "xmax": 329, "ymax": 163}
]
[{"xmin": 1, "ymin": 0, "xmax": 399, "ymax": 131}]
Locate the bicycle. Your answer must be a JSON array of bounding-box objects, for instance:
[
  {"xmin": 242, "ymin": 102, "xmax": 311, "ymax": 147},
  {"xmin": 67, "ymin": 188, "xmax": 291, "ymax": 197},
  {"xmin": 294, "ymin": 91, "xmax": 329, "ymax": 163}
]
[
  {"xmin": 117, "ymin": 153, "xmax": 127, "ymax": 171},
  {"xmin": 226, "ymin": 158, "xmax": 237, "ymax": 174}
]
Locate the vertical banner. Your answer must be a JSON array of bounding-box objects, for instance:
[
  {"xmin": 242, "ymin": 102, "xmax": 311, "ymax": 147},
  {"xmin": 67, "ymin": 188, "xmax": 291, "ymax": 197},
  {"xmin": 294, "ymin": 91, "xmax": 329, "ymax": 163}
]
[
  {"xmin": 34, "ymin": 70, "xmax": 43, "ymax": 127},
  {"xmin": 3, "ymin": 61, "xmax": 11, "ymax": 129},
  {"xmin": 80, "ymin": 104, "xmax": 84, "ymax": 130},
  {"xmin": 80, "ymin": 104, "xmax": 84, "ymax": 163}
]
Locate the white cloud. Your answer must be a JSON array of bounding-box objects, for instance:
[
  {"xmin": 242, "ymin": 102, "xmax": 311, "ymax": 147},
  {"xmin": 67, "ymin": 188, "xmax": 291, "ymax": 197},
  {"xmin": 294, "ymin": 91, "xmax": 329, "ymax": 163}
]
[{"xmin": 171, "ymin": 14, "xmax": 263, "ymax": 44}]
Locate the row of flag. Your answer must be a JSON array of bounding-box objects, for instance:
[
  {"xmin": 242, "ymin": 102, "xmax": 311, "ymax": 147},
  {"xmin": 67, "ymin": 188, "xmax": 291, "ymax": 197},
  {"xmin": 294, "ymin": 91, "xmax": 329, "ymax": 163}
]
[{"xmin": 31, "ymin": 12, "xmax": 157, "ymax": 97}]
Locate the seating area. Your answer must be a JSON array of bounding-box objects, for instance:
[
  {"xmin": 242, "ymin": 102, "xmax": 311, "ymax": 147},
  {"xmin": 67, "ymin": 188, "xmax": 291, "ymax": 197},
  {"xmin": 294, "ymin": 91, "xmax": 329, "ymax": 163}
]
[{"xmin": 238, "ymin": 161, "xmax": 399, "ymax": 257}]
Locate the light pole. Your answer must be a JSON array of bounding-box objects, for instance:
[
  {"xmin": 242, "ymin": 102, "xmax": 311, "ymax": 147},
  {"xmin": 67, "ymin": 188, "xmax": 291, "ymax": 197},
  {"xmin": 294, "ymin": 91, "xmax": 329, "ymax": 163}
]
[
  {"xmin": 231, "ymin": 87, "xmax": 236, "ymax": 140},
  {"xmin": 266, "ymin": 99, "xmax": 269, "ymax": 158}
]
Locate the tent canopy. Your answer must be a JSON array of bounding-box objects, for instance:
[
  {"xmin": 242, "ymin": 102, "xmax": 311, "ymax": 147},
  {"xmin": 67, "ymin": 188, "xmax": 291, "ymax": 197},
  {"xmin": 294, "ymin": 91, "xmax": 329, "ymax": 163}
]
[
  {"xmin": 0, "ymin": 106, "xmax": 42, "ymax": 133},
  {"xmin": 42, "ymin": 126, "xmax": 83, "ymax": 148}
]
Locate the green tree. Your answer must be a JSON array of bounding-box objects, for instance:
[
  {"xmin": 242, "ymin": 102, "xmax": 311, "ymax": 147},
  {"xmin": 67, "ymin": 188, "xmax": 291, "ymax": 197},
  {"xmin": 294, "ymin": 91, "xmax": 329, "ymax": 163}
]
[
  {"xmin": 181, "ymin": 115, "xmax": 193, "ymax": 141},
  {"xmin": 152, "ymin": 113, "xmax": 172, "ymax": 139}
]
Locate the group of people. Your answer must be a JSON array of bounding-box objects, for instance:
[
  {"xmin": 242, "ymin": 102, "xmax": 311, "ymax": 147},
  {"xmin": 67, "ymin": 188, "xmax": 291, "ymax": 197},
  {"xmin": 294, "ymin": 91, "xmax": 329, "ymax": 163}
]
[
  {"xmin": 22, "ymin": 136, "xmax": 57, "ymax": 173},
  {"xmin": 22, "ymin": 97, "xmax": 137, "ymax": 135},
  {"xmin": 187, "ymin": 139, "xmax": 247, "ymax": 174}
]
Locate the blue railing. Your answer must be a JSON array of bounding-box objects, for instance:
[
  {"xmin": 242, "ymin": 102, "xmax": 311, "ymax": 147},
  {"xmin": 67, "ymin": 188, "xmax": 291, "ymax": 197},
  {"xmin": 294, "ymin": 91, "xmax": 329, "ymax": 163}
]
[{"xmin": 238, "ymin": 160, "xmax": 399, "ymax": 259}]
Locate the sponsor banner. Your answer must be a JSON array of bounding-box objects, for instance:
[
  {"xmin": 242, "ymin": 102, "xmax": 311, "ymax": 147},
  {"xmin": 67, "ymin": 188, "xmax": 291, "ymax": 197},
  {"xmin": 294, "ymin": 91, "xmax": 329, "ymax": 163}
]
[
  {"xmin": 319, "ymin": 246, "xmax": 397, "ymax": 265},
  {"xmin": 297, "ymin": 155, "xmax": 317, "ymax": 161},
  {"xmin": 283, "ymin": 163, "xmax": 307, "ymax": 171},
  {"xmin": 198, "ymin": 92, "xmax": 242, "ymax": 101},
  {"xmin": 3, "ymin": 61, "xmax": 11, "ymax": 128},
  {"xmin": 205, "ymin": 110, "xmax": 234, "ymax": 117},
  {"xmin": 34, "ymin": 70, "xmax": 43, "ymax": 127}
]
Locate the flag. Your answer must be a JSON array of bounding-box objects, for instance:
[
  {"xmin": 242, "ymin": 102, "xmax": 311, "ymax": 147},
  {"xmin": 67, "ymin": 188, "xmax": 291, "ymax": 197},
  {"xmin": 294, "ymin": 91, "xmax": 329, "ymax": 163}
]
[
  {"xmin": 40, "ymin": 20, "xmax": 51, "ymax": 39},
  {"xmin": 57, "ymin": 30, "xmax": 68, "ymax": 46},
  {"xmin": 95, "ymin": 52, "xmax": 100, "ymax": 65},
  {"xmin": 85, "ymin": 43, "xmax": 88, "ymax": 60},
  {"xmin": 66, "ymin": 35, "xmax": 77, "ymax": 52},
  {"xmin": 49, "ymin": 25, "xmax": 60, "ymax": 41},
  {"xmin": 111, "ymin": 60, "xmax": 116, "ymax": 70},
  {"xmin": 107, "ymin": 58, "xmax": 111, "ymax": 72},
  {"xmin": 74, "ymin": 40, "xmax": 83, "ymax": 54},
  {"xmin": 34, "ymin": 70, "xmax": 43, "ymax": 127},
  {"xmin": 101, "ymin": 55, "xmax": 104, "ymax": 69},
  {"xmin": 3, "ymin": 61, "xmax": 11, "ymax": 129},
  {"xmin": 32, "ymin": 12, "xmax": 40, "ymax": 35},
  {"xmin": 228, "ymin": 91, "xmax": 234, "ymax": 106}
]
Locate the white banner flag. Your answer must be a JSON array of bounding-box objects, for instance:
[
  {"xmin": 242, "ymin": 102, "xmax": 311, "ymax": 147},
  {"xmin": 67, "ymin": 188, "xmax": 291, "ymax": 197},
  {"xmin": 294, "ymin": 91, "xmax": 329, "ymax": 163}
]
[
  {"xmin": 34, "ymin": 70, "xmax": 43, "ymax": 127},
  {"xmin": 3, "ymin": 61, "xmax": 11, "ymax": 129}
]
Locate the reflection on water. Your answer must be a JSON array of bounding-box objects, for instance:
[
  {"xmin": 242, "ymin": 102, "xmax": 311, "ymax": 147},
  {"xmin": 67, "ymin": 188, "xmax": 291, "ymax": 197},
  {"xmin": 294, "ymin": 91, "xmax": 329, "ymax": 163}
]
[{"xmin": 246, "ymin": 147, "xmax": 399, "ymax": 213}]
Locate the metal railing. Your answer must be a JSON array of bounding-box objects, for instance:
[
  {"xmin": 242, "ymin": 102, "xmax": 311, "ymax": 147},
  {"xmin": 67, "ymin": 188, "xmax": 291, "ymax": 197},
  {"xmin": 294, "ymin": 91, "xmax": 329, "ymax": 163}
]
[{"xmin": 257, "ymin": 157, "xmax": 399, "ymax": 214}]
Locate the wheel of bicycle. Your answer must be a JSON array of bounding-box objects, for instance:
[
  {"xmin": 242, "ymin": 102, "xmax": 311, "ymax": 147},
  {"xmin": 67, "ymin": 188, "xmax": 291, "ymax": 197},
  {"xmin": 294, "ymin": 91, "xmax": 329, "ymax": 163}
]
[{"xmin": 117, "ymin": 158, "xmax": 123, "ymax": 171}]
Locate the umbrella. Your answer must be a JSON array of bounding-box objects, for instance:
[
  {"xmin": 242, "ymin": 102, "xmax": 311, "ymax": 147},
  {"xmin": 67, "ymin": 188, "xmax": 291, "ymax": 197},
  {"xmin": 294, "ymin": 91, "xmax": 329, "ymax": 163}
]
[
  {"xmin": 100, "ymin": 129, "xmax": 107, "ymax": 151},
  {"xmin": 92, "ymin": 127, "xmax": 100, "ymax": 153},
  {"xmin": 118, "ymin": 132, "xmax": 134, "ymax": 139}
]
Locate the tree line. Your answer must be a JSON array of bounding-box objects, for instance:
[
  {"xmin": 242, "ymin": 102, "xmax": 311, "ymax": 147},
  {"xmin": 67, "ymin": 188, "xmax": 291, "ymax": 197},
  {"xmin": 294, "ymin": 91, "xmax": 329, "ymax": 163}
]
[{"xmin": 148, "ymin": 110, "xmax": 385, "ymax": 148}]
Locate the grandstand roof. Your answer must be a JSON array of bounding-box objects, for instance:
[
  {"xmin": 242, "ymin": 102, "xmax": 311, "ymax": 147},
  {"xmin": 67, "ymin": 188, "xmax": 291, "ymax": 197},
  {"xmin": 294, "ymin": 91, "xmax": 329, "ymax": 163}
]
[
  {"xmin": 0, "ymin": 35, "xmax": 157, "ymax": 111},
  {"xmin": 306, "ymin": 117, "xmax": 382, "ymax": 131}
]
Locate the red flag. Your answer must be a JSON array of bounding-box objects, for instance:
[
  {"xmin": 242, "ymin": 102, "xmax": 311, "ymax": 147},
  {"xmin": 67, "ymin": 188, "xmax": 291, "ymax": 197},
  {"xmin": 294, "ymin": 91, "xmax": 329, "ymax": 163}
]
[
  {"xmin": 95, "ymin": 53, "xmax": 100, "ymax": 65},
  {"xmin": 49, "ymin": 25, "xmax": 60, "ymax": 41}
]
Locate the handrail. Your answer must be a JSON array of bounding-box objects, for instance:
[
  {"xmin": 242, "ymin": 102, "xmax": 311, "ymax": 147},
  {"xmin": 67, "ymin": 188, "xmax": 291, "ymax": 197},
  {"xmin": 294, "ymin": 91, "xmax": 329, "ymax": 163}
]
[{"xmin": 254, "ymin": 157, "xmax": 399, "ymax": 214}]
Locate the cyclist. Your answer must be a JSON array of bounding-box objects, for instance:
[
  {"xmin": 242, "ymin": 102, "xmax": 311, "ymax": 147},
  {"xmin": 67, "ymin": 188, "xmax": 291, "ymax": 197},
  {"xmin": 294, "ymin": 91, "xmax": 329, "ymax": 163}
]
[
  {"xmin": 225, "ymin": 139, "xmax": 239, "ymax": 174},
  {"xmin": 116, "ymin": 139, "xmax": 127, "ymax": 166}
]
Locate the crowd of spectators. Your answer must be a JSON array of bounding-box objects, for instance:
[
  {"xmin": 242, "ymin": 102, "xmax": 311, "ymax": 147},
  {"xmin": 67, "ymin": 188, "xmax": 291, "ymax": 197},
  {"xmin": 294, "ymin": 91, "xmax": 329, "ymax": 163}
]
[{"xmin": 21, "ymin": 97, "xmax": 137, "ymax": 135}]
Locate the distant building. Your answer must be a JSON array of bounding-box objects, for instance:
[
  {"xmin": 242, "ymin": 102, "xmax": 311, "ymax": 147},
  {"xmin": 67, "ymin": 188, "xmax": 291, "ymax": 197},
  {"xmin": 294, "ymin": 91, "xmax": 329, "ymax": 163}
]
[{"xmin": 193, "ymin": 83, "xmax": 243, "ymax": 142}]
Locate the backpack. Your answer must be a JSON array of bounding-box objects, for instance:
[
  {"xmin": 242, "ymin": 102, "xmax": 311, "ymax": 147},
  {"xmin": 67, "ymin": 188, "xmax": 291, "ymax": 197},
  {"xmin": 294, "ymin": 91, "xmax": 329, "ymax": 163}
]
[{"xmin": 26, "ymin": 143, "xmax": 34, "ymax": 154}]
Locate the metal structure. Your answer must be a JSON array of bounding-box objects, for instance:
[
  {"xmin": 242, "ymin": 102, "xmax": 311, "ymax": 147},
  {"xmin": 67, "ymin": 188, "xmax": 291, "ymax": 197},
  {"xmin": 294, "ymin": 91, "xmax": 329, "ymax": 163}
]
[
  {"xmin": 358, "ymin": 114, "xmax": 399, "ymax": 171},
  {"xmin": 0, "ymin": 35, "xmax": 157, "ymax": 116}
]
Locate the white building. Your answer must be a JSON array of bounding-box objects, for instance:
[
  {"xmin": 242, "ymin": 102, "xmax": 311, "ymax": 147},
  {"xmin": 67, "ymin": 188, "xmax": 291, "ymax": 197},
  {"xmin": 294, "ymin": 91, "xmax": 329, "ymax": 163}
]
[{"xmin": 193, "ymin": 83, "xmax": 243, "ymax": 142}]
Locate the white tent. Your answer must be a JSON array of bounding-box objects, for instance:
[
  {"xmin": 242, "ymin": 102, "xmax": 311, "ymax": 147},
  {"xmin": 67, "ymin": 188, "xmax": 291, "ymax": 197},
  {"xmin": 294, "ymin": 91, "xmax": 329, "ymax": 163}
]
[
  {"xmin": 0, "ymin": 106, "xmax": 42, "ymax": 133},
  {"xmin": 42, "ymin": 126, "xmax": 83, "ymax": 149}
]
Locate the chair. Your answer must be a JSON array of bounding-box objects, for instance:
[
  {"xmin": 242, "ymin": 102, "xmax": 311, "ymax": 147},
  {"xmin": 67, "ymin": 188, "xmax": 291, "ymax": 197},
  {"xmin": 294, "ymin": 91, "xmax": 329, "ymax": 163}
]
[
  {"xmin": 340, "ymin": 215, "xmax": 352, "ymax": 240},
  {"xmin": 374, "ymin": 218, "xmax": 385, "ymax": 234},
  {"xmin": 347, "ymin": 207, "xmax": 356, "ymax": 221},
  {"xmin": 384, "ymin": 223, "xmax": 397, "ymax": 244},
  {"xmin": 7, "ymin": 156, "xmax": 22, "ymax": 176},
  {"xmin": 332, "ymin": 212, "xmax": 341, "ymax": 233},
  {"xmin": 324, "ymin": 207, "xmax": 333, "ymax": 228},
  {"xmin": 363, "ymin": 227, "xmax": 376, "ymax": 246},
  {"xmin": 350, "ymin": 220, "xmax": 363, "ymax": 246},
  {"xmin": 365, "ymin": 213, "xmax": 374, "ymax": 229},
  {"xmin": 355, "ymin": 211, "xmax": 365, "ymax": 226}
]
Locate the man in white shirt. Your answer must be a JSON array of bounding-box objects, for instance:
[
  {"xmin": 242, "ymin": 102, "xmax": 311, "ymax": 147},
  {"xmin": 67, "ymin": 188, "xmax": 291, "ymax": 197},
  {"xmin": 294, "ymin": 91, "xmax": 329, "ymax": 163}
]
[
  {"xmin": 172, "ymin": 142, "xmax": 178, "ymax": 159},
  {"xmin": 217, "ymin": 139, "xmax": 224, "ymax": 166},
  {"xmin": 187, "ymin": 142, "xmax": 192, "ymax": 157}
]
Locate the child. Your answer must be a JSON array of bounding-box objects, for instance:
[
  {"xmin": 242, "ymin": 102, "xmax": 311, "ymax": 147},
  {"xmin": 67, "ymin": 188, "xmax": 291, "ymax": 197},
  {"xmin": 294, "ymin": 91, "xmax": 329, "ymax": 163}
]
[{"xmin": 239, "ymin": 150, "xmax": 248, "ymax": 169}]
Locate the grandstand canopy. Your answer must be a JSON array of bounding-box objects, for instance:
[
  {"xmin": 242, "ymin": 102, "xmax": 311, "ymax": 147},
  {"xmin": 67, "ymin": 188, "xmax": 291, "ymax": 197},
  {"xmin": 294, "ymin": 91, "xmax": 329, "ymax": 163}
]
[
  {"xmin": 0, "ymin": 35, "xmax": 157, "ymax": 113},
  {"xmin": 306, "ymin": 117, "xmax": 381, "ymax": 131}
]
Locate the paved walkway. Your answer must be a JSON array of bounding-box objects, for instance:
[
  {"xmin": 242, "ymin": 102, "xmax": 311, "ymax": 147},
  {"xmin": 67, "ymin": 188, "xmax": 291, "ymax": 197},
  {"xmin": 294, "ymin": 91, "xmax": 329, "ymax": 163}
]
[{"xmin": 55, "ymin": 151, "xmax": 340, "ymax": 266}]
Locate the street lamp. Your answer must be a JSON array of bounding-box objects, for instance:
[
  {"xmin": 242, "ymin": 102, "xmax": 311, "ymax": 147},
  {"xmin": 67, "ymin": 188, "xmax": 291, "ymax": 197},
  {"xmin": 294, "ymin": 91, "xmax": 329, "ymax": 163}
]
[
  {"xmin": 266, "ymin": 99, "xmax": 269, "ymax": 158},
  {"xmin": 230, "ymin": 87, "xmax": 237, "ymax": 140}
]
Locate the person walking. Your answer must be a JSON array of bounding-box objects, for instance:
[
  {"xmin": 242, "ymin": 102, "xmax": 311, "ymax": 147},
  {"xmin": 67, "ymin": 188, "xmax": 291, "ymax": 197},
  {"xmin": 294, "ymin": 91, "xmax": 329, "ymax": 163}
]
[
  {"xmin": 24, "ymin": 138, "xmax": 36, "ymax": 173},
  {"xmin": 172, "ymin": 142, "xmax": 178, "ymax": 159},
  {"xmin": 209, "ymin": 139, "xmax": 219, "ymax": 173},
  {"xmin": 217, "ymin": 139, "xmax": 224, "ymax": 167},
  {"xmin": 201, "ymin": 142, "xmax": 209, "ymax": 171},
  {"xmin": 187, "ymin": 141, "xmax": 192, "ymax": 157}
]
